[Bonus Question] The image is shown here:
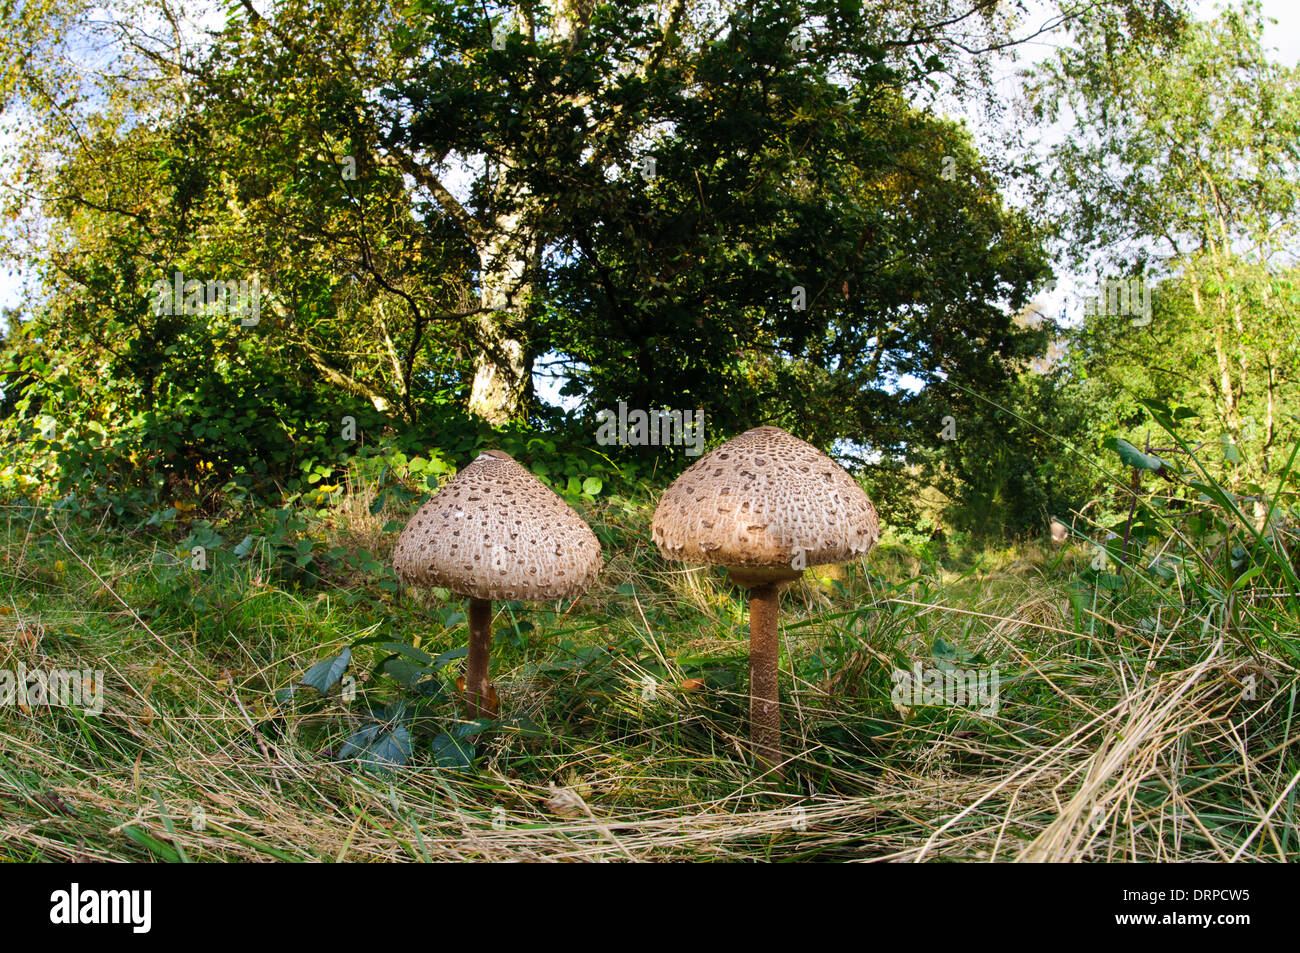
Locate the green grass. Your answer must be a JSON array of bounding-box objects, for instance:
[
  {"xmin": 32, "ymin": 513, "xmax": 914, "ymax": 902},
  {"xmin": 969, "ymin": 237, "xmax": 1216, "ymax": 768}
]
[{"xmin": 1, "ymin": 484, "xmax": 1297, "ymax": 862}]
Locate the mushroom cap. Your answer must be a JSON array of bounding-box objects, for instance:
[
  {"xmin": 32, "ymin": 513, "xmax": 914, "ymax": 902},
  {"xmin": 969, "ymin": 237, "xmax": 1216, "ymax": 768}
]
[
  {"xmin": 651, "ymin": 426, "xmax": 879, "ymax": 583},
  {"xmin": 392, "ymin": 450, "xmax": 603, "ymax": 602}
]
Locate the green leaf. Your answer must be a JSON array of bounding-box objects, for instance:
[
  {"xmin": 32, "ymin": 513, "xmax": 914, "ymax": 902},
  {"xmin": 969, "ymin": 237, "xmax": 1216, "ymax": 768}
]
[
  {"xmin": 1231, "ymin": 565, "xmax": 1267, "ymax": 592},
  {"xmin": 378, "ymin": 641, "xmax": 433, "ymax": 665},
  {"xmin": 930, "ymin": 638, "xmax": 957, "ymax": 661},
  {"xmin": 429, "ymin": 645, "xmax": 468, "ymax": 668},
  {"xmin": 431, "ymin": 731, "xmax": 475, "ymax": 769},
  {"xmin": 300, "ymin": 647, "xmax": 351, "ymax": 694},
  {"xmin": 341, "ymin": 721, "xmax": 412, "ymax": 774},
  {"xmin": 122, "ymin": 824, "xmax": 181, "ymax": 862},
  {"xmin": 454, "ymin": 717, "xmax": 493, "ymax": 740},
  {"xmin": 379, "ymin": 656, "xmax": 427, "ymax": 686},
  {"xmin": 1106, "ymin": 438, "xmax": 1167, "ymax": 472},
  {"xmin": 1189, "ymin": 481, "xmax": 1237, "ymax": 512},
  {"xmin": 411, "ymin": 676, "xmax": 446, "ymax": 699}
]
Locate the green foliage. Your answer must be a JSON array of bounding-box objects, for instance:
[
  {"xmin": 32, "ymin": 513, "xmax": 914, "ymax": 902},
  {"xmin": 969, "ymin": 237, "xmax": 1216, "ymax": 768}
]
[
  {"xmin": 1069, "ymin": 401, "xmax": 1300, "ymax": 662},
  {"xmin": 0, "ymin": 0, "xmax": 1287, "ymax": 548},
  {"xmin": 1105, "ymin": 438, "xmax": 1169, "ymax": 474},
  {"xmin": 925, "ymin": 368, "xmax": 1094, "ymax": 540},
  {"xmin": 1025, "ymin": 1, "xmax": 1300, "ymax": 508},
  {"xmin": 299, "ymin": 647, "xmax": 353, "ymax": 695},
  {"xmin": 283, "ymin": 633, "xmax": 497, "ymax": 775}
]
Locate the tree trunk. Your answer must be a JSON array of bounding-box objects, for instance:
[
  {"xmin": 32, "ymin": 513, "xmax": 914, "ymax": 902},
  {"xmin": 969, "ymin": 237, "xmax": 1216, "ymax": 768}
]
[
  {"xmin": 466, "ymin": 2, "xmax": 596, "ymax": 424},
  {"xmin": 468, "ymin": 199, "xmax": 533, "ymax": 424}
]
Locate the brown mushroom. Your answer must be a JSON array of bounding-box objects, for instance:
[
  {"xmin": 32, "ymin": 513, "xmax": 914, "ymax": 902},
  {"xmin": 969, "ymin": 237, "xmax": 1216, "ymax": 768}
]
[
  {"xmin": 392, "ymin": 450, "xmax": 603, "ymax": 718},
  {"xmin": 651, "ymin": 426, "xmax": 879, "ymax": 768}
]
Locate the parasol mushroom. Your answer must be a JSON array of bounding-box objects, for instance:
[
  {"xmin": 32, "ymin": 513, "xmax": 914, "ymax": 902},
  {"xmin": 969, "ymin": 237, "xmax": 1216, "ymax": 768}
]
[
  {"xmin": 392, "ymin": 450, "xmax": 603, "ymax": 717},
  {"xmin": 651, "ymin": 426, "xmax": 879, "ymax": 767}
]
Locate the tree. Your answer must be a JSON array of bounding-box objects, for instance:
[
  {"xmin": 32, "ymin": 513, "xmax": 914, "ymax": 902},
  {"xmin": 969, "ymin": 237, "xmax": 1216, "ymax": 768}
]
[
  {"xmin": 1024, "ymin": 0, "xmax": 1300, "ymax": 489},
  {"xmin": 396, "ymin": 0, "xmax": 1062, "ymax": 437},
  {"xmin": 1, "ymin": 0, "xmax": 1188, "ymax": 530}
]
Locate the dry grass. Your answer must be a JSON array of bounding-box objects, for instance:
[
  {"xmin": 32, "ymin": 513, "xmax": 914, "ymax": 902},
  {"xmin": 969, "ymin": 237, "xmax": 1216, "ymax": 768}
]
[{"xmin": 0, "ymin": 497, "xmax": 1296, "ymax": 862}]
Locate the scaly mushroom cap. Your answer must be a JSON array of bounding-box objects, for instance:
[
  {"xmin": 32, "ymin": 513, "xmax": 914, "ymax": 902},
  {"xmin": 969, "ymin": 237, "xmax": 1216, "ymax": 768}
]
[
  {"xmin": 651, "ymin": 426, "xmax": 879, "ymax": 585},
  {"xmin": 392, "ymin": 450, "xmax": 603, "ymax": 602}
]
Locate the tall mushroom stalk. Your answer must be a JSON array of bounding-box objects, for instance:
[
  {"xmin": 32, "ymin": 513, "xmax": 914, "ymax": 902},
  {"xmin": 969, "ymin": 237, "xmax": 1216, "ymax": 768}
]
[
  {"xmin": 465, "ymin": 597, "xmax": 494, "ymax": 717},
  {"xmin": 747, "ymin": 580, "xmax": 784, "ymax": 766},
  {"xmin": 392, "ymin": 450, "xmax": 603, "ymax": 719},
  {"xmin": 652, "ymin": 427, "xmax": 879, "ymax": 768}
]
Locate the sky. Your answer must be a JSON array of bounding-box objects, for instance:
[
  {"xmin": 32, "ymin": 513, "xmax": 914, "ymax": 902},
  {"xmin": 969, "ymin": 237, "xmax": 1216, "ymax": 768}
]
[{"xmin": 2, "ymin": 0, "xmax": 1297, "ymax": 407}]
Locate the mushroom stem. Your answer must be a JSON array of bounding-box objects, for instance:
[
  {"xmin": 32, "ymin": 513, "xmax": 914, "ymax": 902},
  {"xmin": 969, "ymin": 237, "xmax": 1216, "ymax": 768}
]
[
  {"xmin": 465, "ymin": 597, "xmax": 493, "ymax": 718},
  {"xmin": 748, "ymin": 582, "xmax": 782, "ymax": 769}
]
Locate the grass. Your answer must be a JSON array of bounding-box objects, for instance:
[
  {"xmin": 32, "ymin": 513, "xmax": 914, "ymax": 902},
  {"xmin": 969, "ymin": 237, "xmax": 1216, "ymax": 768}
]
[{"xmin": 1, "ymin": 476, "xmax": 1297, "ymax": 862}]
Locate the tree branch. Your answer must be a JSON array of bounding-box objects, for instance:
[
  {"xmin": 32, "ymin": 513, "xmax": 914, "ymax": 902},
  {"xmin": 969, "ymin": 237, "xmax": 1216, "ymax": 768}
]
[{"xmin": 377, "ymin": 152, "xmax": 486, "ymax": 251}]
